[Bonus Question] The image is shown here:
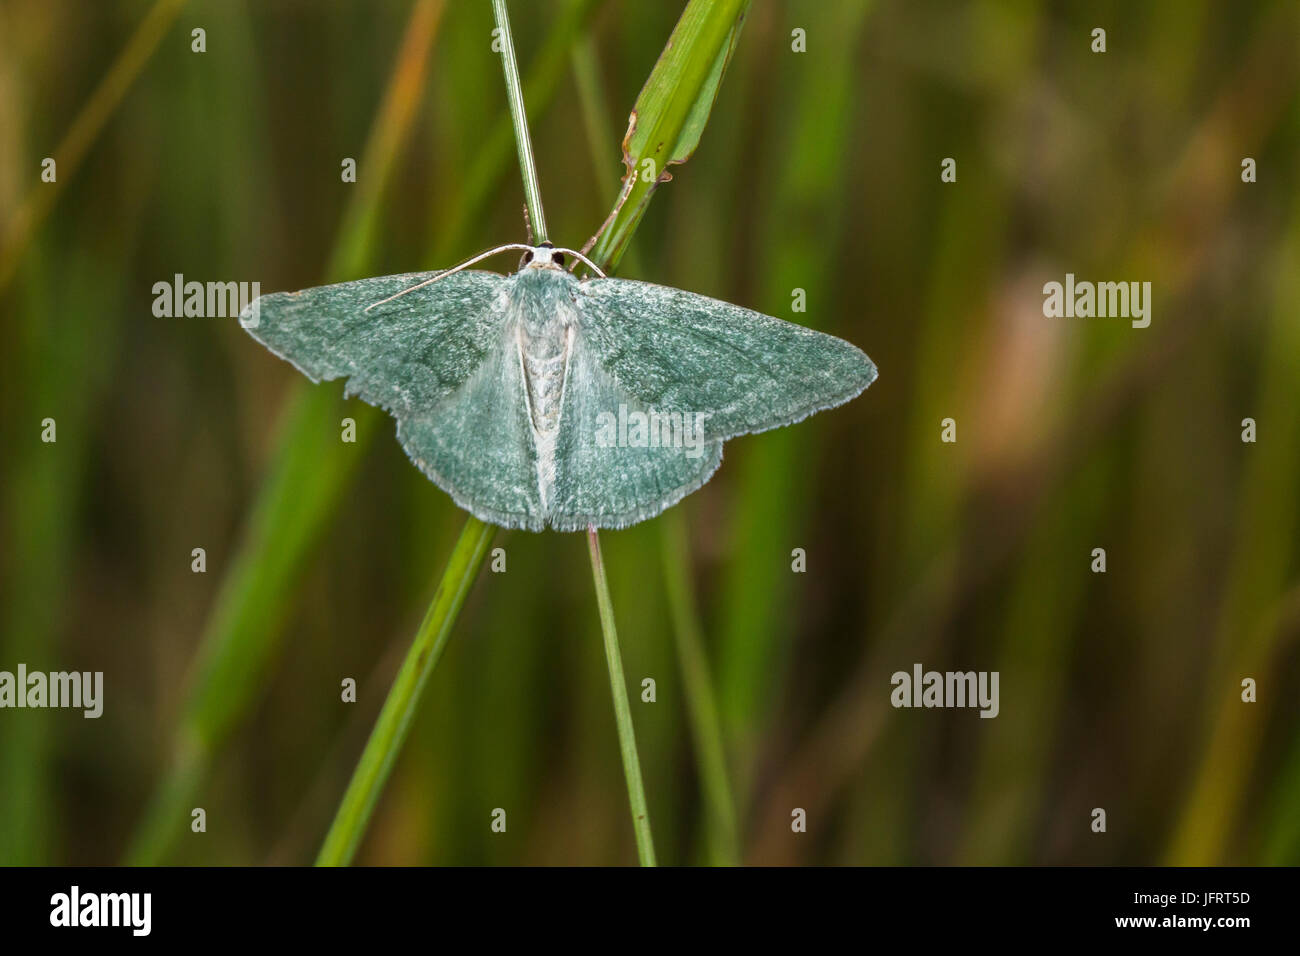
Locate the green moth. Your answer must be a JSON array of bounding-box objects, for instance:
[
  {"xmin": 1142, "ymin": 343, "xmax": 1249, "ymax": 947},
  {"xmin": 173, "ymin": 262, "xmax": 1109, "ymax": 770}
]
[{"xmin": 239, "ymin": 242, "xmax": 876, "ymax": 531}]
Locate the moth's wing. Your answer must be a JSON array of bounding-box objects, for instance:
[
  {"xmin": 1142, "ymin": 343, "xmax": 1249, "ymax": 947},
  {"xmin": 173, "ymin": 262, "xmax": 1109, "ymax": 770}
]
[
  {"xmin": 396, "ymin": 322, "xmax": 545, "ymax": 531},
  {"xmin": 241, "ymin": 270, "xmax": 544, "ymax": 530},
  {"xmin": 576, "ymin": 278, "xmax": 877, "ymax": 442},
  {"xmin": 239, "ymin": 270, "xmax": 508, "ymax": 418},
  {"xmin": 548, "ymin": 331, "xmax": 723, "ymax": 531}
]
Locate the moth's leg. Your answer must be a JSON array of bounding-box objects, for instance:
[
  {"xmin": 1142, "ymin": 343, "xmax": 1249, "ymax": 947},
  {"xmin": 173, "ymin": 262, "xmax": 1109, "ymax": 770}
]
[{"xmin": 576, "ymin": 174, "xmax": 634, "ymax": 261}]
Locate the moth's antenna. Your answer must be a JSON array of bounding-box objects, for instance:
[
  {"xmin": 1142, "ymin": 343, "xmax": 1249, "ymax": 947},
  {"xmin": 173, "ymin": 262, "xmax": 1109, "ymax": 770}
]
[
  {"xmin": 558, "ymin": 248, "xmax": 607, "ymax": 279},
  {"xmin": 363, "ymin": 244, "xmax": 533, "ymax": 312}
]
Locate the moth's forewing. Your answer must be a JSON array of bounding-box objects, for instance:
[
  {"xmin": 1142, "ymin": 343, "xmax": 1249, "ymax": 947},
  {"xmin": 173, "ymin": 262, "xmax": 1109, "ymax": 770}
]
[
  {"xmin": 240, "ymin": 270, "xmax": 509, "ymax": 418},
  {"xmin": 575, "ymin": 278, "xmax": 877, "ymax": 442}
]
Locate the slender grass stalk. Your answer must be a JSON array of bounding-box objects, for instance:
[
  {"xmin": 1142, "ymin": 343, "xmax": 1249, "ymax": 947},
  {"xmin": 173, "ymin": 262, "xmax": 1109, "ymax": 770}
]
[
  {"xmin": 587, "ymin": 528, "xmax": 657, "ymax": 866},
  {"xmin": 318, "ymin": 517, "xmax": 495, "ymax": 866},
  {"xmin": 494, "ymin": 0, "xmax": 656, "ymax": 864},
  {"xmin": 492, "ymin": 0, "xmax": 547, "ymax": 242},
  {"xmin": 315, "ymin": 0, "xmax": 598, "ymax": 865},
  {"xmin": 570, "ymin": 1, "xmax": 752, "ymax": 864},
  {"xmin": 570, "ymin": 32, "xmax": 737, "ymax": 865},
  {"xmin": 427, "ymin": 0, "xmax": 604, "ymax": 264}
]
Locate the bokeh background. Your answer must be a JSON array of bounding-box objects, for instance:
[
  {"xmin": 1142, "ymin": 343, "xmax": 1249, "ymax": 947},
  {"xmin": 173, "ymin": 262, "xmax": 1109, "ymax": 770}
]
[{"xmin": 1, "ymin": 0, "xmax": 1298, "ymax": 866}]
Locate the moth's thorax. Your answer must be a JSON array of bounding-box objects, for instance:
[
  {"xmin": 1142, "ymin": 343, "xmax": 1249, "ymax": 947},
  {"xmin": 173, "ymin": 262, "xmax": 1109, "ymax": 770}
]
[
  {"xmin": 510, "ymin": 266, "xmax": 579, "ymax": 334},
  {"xmin": 511, "ymin": 268, "xmax": 579, "ymax": 438}
]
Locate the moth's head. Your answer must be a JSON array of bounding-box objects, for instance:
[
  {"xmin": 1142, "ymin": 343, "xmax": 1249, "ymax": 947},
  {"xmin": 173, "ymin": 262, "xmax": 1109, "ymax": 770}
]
[
  {"xmin": 512, "ymin": 241, "xmax": 605, "ymax": 279},
  {"xmin": 520, "ymin": 241, "xmax": 567, "ymax": 271}
]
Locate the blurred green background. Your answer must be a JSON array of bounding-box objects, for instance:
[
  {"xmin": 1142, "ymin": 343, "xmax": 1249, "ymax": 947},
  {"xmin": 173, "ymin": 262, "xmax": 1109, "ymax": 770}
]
[{"xmin": 1, "ymin": 0, "xmax": 1298, "ymax": 866}]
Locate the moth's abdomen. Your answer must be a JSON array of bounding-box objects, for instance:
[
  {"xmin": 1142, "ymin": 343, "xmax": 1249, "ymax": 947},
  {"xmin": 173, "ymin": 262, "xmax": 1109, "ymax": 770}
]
[{"xmin": 520, "ymin": 325, "xmax": 570, "ymax": 435}]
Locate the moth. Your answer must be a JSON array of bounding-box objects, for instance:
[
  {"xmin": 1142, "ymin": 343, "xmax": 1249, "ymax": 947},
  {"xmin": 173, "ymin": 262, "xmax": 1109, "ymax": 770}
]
[{"xmin": 239, "ymin": 241, "xmax": 876, "ymax": 531}]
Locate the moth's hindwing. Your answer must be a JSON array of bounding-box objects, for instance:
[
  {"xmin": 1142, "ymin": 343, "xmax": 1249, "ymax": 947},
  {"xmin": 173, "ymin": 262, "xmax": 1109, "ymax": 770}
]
[
  {"xmin": 397, "ymin": 321, "xmax": 546, "ymax": 531},
  {"xmin": 549, "ymin": 330, "xmax": 723, "ymax": 531}
]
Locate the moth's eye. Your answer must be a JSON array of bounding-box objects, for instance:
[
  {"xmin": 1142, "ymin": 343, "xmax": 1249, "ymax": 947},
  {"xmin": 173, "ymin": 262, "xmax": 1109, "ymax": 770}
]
[
  {"xmin": 523, "ymin": 250, "xmax": 534, "ymax": 264},
  {"xmin": 551, "ymin": 251, "xmax": 566, "ymax": 266}
]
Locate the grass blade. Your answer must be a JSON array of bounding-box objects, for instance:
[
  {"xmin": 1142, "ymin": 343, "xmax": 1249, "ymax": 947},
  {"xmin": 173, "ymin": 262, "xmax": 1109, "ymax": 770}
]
[
  {"xmin": 1166, "ymin": 202, "xmax": 1300, "ymax": 865},
  {"xmin": 573, "ymin": 0, "xmax": 751, "ymax": 865},
  {"xmin": 588, "ymin": 0, "xmax": 750, "ymax": 272},
  {"xmin": 1, "ymin": 252, "xmax": 125, "ymax": 863},
  {"xmin": 317, "ymin": 516, "xmax": 495, "ymax": 866},
  {"xmin": 315, "ymin": 0, "xmax": 566, "ymax": 864},
  {"xmin": 124, "ymin": 0, "xmax": 445, "ymax": 864},
  {"xmin": 660, "ymin": 511, "xmax": 738, "ymax": 864}
]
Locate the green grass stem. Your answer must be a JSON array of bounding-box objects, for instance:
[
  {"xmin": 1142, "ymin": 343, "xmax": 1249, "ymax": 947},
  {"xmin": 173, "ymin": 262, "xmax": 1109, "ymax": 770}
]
[{"xmin": 317, "ymin": 516, "xmax": 495, "ymax": 865}]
